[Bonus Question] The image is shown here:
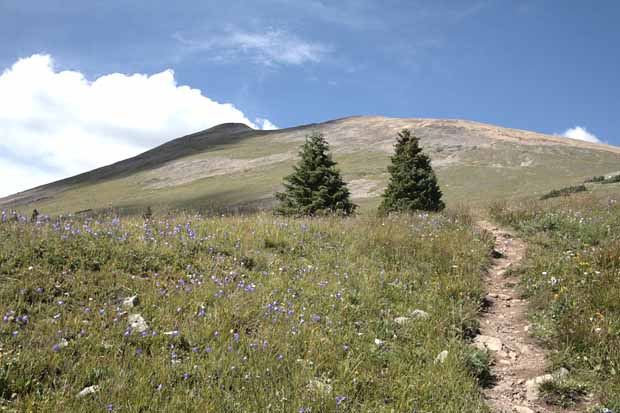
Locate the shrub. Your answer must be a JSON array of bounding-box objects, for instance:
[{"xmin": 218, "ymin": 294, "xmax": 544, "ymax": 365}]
[
  {"xmin": 540, "ymin": 185, "xmax": 587, "ymax": 200},
  {"xmin": 539, "ymin": 379, "xmax": 588, "ymax": 407},
  {"xmin": 600, "ymin": 175, "xmax": 620, "ymax": 184}
]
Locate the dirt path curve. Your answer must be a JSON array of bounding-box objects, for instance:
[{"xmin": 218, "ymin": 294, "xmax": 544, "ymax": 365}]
[{"xmin": 476, "ymin": 221, "xmax": 575, "ymax": 413}]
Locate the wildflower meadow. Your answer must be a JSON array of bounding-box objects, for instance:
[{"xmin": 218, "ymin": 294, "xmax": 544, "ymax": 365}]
[{"xmin": 0, "ymin": 209, "xmax": 493, "ymax": 412}]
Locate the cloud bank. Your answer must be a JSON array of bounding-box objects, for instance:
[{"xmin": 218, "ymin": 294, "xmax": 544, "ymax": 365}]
[
  {"xmin": 562, "ymin": 126, "xmax": 602, "ymax": 144},
  {"xmin": 0, "ymin": 54, "xmax": 276, "ymax": 197}
]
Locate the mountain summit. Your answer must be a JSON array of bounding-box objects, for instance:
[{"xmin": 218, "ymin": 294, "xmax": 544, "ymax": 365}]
[{"xmin": 2, "ymin": 116, "xmax": 619, "ymax": 215}]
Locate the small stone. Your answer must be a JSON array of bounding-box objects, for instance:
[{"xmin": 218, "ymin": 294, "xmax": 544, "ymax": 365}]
[
  {"xmin": 393, "ymin": 316, "xmax": 410, "ymax": 326},
  {"xmin": 473, "ymin": 335, "xmax": 503, "ymax": 352},
  {"xmin": 77, "ymin": 385, "xmax": 100, "ymax": 398},
  {"xmin": 122, "ymin": 295, "xmax": 139, "ymax": 308},
  {"xmin": 498, "ymin": 294, "xmax": 512, "ymax": 301},
  {"xmin": 514, "ymin": 406, "xmax": 534, "ymax": 413},
  {"xmin": 409, "ymin": 309, "xmax": 429, "ymax": 320},
  {"xmin": 435, "ymin": 350, "xmax": 449, "ymax": 364},
  {"xmin": 128, "ymin": 314, "xmax": 149, "ymax": 333}
]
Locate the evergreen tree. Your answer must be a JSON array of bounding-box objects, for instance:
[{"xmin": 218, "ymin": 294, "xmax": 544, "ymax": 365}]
[
  {"xmin": 379, "ymin": 129, "xmax": 445, "ymax": 213},
  {"xmin": 275, "ymin": 132, "xmax": 357, "ymax": 216}
]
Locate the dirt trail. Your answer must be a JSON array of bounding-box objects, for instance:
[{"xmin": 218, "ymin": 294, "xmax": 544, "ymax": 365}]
[{"xmin": 476, "ymin": 221, "xmax": 578, "ymax": 413}]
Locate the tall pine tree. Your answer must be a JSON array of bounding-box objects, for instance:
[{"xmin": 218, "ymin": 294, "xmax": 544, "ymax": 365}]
[
  {"xmin": 379, "ymin": 129, "xmax": 445, "ymax": 213},
  {"xmin": 275, "ymin": 132, "xmax": 357, "ymax": 216}
]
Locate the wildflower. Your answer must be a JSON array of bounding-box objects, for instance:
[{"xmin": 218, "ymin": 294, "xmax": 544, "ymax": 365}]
[
  {"xmin": 12, "ymin": 331, "xmax": 18, "ymax": 337},
  {"xmin": 233, "ymin": 332, "xmax": 240, "ymax": 343},
  {"xmin": 183, "ymin": 372, "xmax": 191, "ymax": 380},
  {"xmin": 277, "ymin": 354, "xmax": 284, "ymax": 361},
  {"xmin": 205, "ymin": 346, "xmax": 212, "ymax": 353},
  {"xmin": 335, "ymin": 396, "xmax": 346, "ymax": 405},
  {"xmin": 107, "ymin": 403, "xmax": 114, "ymax": 411},
  {"xmin": 52, "ymin": 344, "xmax": 60, "ymax": 352},
  {"xmin": 136, "ymin": 348, "xmax": 143, "ymax": 355}
]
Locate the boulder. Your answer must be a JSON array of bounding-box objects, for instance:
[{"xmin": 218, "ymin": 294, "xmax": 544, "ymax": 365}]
[{"xmin": 128, "ymin": 314, "xmax": 149, "ymax": 333}]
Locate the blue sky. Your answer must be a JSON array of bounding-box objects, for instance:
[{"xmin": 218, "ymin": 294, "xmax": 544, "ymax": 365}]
[{"xmin": 0, "ymin": 0, "xmax": 619, "ymax": 195}]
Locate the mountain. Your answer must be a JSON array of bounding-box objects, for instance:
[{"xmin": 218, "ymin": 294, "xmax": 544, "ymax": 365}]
[{"xmin": 2, "ymin": 116, "xmax": 619, "ymax": 215}]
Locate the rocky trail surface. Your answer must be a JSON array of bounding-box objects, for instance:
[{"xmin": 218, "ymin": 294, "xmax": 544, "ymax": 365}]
[{"xmin": 476, "ymin": 221, "xmax": 585, "ymax": 413}]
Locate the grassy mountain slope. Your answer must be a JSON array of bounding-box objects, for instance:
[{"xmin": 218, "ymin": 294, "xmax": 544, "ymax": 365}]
[{"xmin": 2, "ymin": 116, "xmax": 619, "ymax": 215}]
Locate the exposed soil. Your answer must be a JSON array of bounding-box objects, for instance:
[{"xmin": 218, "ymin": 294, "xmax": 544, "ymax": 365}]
[{"xmin": 476, "ymin": 221, "xmax": 584, "ymax": 413}]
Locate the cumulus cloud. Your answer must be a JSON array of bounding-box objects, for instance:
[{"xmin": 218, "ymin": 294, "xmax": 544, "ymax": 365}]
[
  {"xmin": 256, "ymin": 118, "xmax": 279, "ymax": 130},
  {"xmin": 0, "ymin": 54, "xmax": 275, "ymax": 197},
  {"xmin": 176, "ymin": 28, "xmax": 330, "ymax": 67},
  {"xmin": 562, "ymin": 126, "xmax": 602, "ymax": 144}
]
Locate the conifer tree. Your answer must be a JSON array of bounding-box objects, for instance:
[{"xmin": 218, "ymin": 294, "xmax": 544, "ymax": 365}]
[
  {"xmin": 275, "ymin": 132, "xmax": 357, "ymax": 216},
  {"xmin": 379, "ymin": 129, "xmax": 445, "ymax": 213}
]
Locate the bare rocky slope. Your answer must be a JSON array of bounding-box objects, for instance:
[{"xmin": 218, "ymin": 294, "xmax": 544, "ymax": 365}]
[{"xmin": 2, "ymin": 116, "xmax": 619, "ymax": 215}]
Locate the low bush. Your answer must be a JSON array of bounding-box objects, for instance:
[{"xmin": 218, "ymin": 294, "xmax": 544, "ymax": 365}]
[{"xmin": 540, "ymin": 184, "xmax": 587, "ymax": 200}]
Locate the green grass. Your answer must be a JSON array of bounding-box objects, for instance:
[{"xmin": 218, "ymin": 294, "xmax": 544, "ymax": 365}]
[
  {"xmin": 490, "ymin": 186, "xmax": 620, "ymax": 411},
  {"xmin": 0, "ymin": 209, "xmax": 493, "ymax": 412}
]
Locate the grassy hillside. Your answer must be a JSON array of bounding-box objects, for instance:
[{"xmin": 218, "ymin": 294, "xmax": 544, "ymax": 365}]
[
  {"xmin": 490, "ymin": 184, "xmax": 620, "ymax": 410},
  {"xmin": 2, "ymin": 116, "xmax": 620, "ymax": 216},
  {"xmin": 1, "ymin": 209, "xmax": 494, "ymax": 412}
]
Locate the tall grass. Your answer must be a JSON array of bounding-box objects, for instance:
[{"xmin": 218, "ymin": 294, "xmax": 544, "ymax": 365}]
[
  {"xmin": 490, "ymin": 190, "xmax": 620, "ymax": 411},
  {"xmin": 0, "ymin": 209, "xmax": 492, "ymax": 412}
]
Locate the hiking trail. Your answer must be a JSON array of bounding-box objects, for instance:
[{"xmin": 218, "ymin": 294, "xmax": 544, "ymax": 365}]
[{"xmin": 476, "ymin": 221, "xmax": 582, "ymax": 413}]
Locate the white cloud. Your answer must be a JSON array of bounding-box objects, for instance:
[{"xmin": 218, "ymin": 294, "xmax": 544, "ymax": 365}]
[
  {"xmin": 0, "ymin": 54, "xmax": 275, "ymax": 197},
  {"xmin": 562, "ymin": 126, "xmax": 602, "ymax": 144},
  {"xmin": 176, "ymin": 28, "xmax": 330, "ymax": 67},
  {"xmin": 256, "ymin": 118, "xmax": 279, "ymax": 130}
]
